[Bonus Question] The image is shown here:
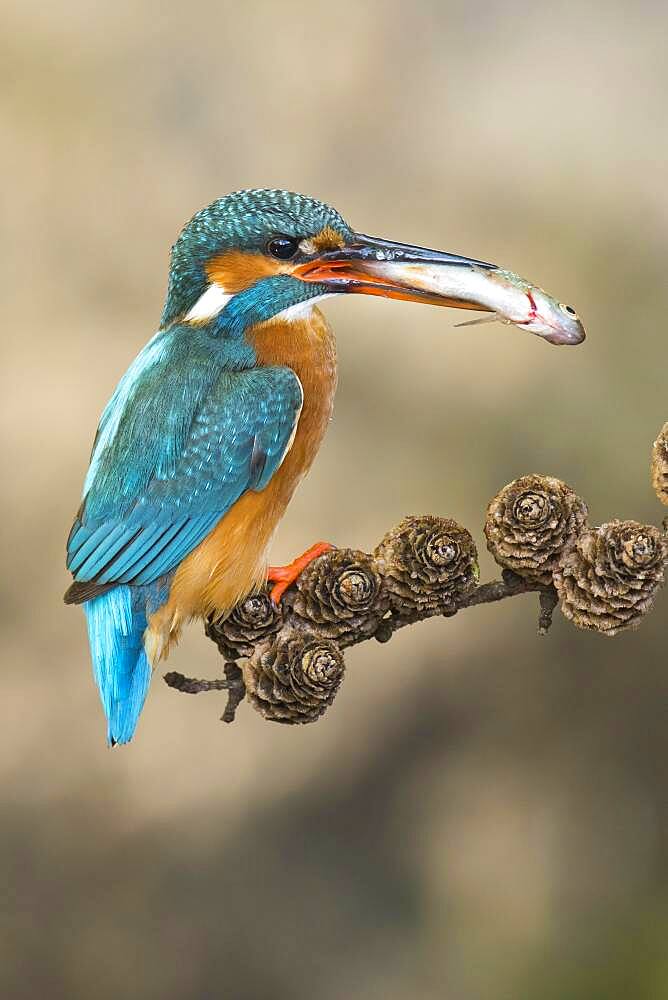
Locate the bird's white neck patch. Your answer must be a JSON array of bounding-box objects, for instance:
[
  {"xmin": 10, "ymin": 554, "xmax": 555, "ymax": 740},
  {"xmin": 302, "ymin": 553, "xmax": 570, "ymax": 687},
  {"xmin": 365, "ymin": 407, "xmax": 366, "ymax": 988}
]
[
  {"xmin": 184, "ymin": 283, "xmax": 232, "ymax": 322},
  {"xmin": 184, "ymin": 286, "xmax": 333, "ymax": 325}
]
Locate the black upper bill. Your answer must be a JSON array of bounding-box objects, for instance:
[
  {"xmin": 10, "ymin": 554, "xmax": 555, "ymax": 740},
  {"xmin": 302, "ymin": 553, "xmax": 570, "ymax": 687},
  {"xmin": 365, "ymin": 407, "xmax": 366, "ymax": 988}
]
[{"xmin": 320, "ymin": 233, "xmax": 498, "ymax": 270}]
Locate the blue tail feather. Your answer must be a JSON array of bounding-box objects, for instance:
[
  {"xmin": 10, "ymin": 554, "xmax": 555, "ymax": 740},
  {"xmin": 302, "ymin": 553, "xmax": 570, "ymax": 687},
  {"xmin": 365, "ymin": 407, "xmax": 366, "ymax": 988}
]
[{"xmin": 84, "ymin": 586, "xmax": 152, "ymax": 745}]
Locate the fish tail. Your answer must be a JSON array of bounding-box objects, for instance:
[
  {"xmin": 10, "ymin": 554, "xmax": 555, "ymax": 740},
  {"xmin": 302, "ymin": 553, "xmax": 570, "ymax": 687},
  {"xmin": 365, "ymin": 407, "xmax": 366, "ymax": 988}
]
[{"xmin": 84, "ymin": 586, "xmax": 152, "ymax": 746}]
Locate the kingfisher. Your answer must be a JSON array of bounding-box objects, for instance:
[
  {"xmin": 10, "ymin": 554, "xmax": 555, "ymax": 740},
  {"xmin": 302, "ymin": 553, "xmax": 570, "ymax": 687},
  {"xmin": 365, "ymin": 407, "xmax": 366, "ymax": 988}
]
[{"xmin": 65, "ymin": 188, "xmax": 585, "ymax": 745}]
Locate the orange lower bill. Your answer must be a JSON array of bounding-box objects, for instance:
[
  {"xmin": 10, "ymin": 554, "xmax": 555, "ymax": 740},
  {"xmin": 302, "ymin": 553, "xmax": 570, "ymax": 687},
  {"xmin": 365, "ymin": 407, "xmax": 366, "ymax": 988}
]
[{"xmin": 293, "ymin": 259, "xmax": 492, "ymax": 312}]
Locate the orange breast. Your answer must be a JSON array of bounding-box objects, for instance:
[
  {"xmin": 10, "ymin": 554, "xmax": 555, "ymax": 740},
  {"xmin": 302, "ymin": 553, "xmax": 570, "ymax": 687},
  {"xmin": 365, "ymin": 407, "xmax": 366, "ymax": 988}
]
[
  {"xmin": 249, "ymin": 305, "xmax": 338, "ymax": 512},
  {"xmin": 146, "ymin": 306, "xmax": 337, "ymax": 658}
]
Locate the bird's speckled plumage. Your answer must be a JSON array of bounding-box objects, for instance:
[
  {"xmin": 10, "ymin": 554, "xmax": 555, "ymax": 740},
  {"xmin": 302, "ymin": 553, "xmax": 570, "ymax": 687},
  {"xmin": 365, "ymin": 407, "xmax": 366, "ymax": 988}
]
[{"xmin": 162, "ymin": 189, "xmax": 351, "ymax": 326}]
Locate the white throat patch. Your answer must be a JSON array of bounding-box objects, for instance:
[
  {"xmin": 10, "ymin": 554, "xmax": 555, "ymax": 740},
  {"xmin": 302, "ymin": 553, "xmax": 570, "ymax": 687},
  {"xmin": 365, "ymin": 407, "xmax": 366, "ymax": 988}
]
[{"xmin": 184, "ymin": 286, "xmax": 334, "ymax": 325}]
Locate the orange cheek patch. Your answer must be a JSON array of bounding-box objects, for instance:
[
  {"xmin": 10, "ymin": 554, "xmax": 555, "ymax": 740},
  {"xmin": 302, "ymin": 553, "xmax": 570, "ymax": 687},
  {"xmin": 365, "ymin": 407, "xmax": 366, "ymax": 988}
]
[{"xmin": 205, "ymin": 250, "xmax": 292, "ymax": 294}]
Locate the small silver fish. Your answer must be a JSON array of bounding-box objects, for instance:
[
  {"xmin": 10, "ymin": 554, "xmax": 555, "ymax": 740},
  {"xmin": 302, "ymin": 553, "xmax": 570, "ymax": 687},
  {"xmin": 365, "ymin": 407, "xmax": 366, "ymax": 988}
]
[
  {"xmin": 452, "ymin": 268, "xmax": 586, "ymax": 346},
  {"xmin": 354, "ymin": 260, "xmax": 586, "ymax": 347}
]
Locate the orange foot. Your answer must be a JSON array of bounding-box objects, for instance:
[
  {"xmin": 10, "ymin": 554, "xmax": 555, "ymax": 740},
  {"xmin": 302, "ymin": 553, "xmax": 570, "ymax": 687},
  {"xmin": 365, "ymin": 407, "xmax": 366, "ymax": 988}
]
[{"xmin": 267, "ymin": 542, "xmax": 333, "ymax": 604}]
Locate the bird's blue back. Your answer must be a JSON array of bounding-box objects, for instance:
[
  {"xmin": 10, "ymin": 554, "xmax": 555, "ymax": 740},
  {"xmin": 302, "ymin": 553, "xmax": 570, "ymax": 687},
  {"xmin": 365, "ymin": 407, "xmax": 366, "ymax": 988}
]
[{"xmin": 68, "ymin": 321, "xmax": 303, "ymax": 744}]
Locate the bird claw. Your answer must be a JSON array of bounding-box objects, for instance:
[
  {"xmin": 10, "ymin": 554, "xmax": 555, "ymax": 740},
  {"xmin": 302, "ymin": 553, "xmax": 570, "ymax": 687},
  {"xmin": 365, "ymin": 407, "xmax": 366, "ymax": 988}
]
[{"xmin": 268, "ymin": 542, "xmax": 334, "ymax": 604}]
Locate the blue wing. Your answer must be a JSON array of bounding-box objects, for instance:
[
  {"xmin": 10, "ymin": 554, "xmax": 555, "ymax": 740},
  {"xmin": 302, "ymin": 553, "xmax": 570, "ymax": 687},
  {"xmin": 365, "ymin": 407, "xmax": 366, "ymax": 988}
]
[{"xmin": 67, "ymin": 358, "xmax": 303, "ymax": 592}]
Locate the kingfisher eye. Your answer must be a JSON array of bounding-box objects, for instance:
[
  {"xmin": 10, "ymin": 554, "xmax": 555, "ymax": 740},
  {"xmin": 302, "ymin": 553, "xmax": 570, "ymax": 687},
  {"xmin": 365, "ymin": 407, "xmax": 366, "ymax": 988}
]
[{"xmin": 267, "ymin": 236, "xmax": 299, "ymax": 260}]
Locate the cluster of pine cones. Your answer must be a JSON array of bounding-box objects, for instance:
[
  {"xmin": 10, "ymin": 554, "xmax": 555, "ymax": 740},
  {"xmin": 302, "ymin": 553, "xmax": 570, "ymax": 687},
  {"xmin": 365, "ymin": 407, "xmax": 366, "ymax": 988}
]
[
  {"xmin": 485, "ymin": 467, "xmax": 666, "ymax": 637},
  {"xmin": 207, "ymin": 516, "xmax": 480, "ymax": 724},
  {"xmin": 205, "ymin": 423, "xmax": 667, "ymax": 726}
]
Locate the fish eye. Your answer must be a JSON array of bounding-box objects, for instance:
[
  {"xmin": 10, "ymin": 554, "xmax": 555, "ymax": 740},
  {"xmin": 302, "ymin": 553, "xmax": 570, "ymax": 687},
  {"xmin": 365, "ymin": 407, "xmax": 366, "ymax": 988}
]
[
  {"xmin": 267, "ymin": 236, "xmax": 299, "ymax": 260},
  {"xmin": 560, "ymin": 302, "xmax": 577, "ymax": 317}
]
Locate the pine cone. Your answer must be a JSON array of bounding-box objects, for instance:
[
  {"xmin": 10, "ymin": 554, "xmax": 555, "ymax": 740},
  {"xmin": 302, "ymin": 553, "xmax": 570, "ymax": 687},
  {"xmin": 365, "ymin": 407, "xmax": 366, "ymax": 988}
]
[
  {"xmin": 554, "ymin": 520, "xmax": 667, "ymax": 635},
  {"xmin": 485, "ymin": 474, "xmax": 588, "ymax": 584},
  {"xmin": 243, "ymin": 633, "xmax": 345, "ymax": 724},
  {"xmin": 374, "ymin": 516, "xmax": 478, "ymax": 613},
  {"xmin": 290, "ymin": 548, "xmax": 388, "ymax": 644},
  {"xmin": 205, "ymin": 592, "xmax": 283, "ymax": 660},
  {"xmin": 651, "ymin": 422, "xmax": 668, "ymax": 506}
]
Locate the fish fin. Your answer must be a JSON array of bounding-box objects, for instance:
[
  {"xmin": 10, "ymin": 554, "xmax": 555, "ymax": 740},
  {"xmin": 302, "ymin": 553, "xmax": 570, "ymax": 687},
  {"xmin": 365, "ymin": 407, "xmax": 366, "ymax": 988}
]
[{"xmin": 454, "ymin": 314, "xmax": 503, "ymax": 328}]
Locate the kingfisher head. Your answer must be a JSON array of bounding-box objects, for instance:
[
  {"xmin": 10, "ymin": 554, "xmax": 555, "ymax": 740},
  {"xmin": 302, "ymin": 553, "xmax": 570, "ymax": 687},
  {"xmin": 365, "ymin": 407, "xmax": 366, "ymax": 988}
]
[{"xmin": 160, "ymin": 188, "xmax": 584, "ymax": 347}]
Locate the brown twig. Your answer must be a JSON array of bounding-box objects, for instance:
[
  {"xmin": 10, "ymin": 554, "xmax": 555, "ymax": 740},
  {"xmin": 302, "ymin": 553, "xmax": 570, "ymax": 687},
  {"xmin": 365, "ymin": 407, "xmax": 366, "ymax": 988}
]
[{"xmin": 164, "ymin": 662, "xmax": 246, "ymax": 723}]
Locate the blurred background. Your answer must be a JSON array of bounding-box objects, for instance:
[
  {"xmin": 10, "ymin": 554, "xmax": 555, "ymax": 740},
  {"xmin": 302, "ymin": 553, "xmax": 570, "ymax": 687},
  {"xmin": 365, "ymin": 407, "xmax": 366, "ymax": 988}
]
[{"xmin": 3, "ymin": 1, "xmax": 668, "ymax": 997}]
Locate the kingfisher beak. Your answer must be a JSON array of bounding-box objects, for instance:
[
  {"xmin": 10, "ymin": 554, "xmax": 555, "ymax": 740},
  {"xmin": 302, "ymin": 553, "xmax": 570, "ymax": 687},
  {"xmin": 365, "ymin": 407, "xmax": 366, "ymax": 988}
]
[{"xmin": 293, "ymin": 233, "xmax": 499, "ymax": 312}]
